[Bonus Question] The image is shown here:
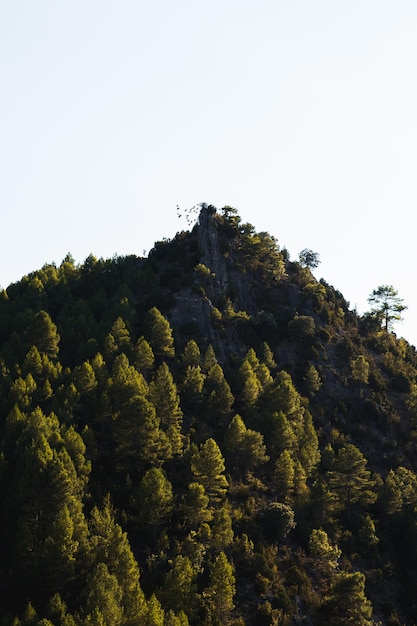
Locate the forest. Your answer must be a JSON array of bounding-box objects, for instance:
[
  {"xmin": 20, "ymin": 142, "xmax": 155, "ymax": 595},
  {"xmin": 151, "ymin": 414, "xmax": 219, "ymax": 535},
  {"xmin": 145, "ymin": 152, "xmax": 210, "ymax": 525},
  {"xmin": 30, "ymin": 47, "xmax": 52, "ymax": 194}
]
[{"xmin": 1, "ymin": 204, "xmax": 417, "ymax": 625}]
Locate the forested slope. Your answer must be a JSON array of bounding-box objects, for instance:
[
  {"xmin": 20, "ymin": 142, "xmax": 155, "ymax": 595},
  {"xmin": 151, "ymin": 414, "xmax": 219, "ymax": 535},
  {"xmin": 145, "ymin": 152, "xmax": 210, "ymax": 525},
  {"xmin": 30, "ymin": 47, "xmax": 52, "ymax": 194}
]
[{"xmin": 1, "ymin": 205, "xmax": 417, "ymax": 625}]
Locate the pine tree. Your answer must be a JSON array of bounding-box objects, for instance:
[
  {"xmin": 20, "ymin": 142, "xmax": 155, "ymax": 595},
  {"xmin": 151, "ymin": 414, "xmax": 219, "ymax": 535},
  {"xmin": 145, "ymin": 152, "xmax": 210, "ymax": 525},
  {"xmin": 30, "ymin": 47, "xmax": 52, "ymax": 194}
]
[
  {"xmin": 26, "ymin": 310, "xmax": 60, "ymax": 359},
  {"xmin": 210, "ymin": 503, "xmax": 234, "ymax": 551},
  {"xmin": 259, "ymin": 341, "xmax": 277, "ymax": 371},
  {"xmin": 74, "ymin": 361, "xmax": 98, "ymax": 395},
  {"xmin": 206, "ymin": 552, "xmax": 236, "ymax": 622},
  {"xmin": 304, "ymin": 362, "xmax": 322, "ymax": 396},
  {"xmin": 149, "ymin": 362, "xmax": 184, "ymax": 456},
  {"xmin": 182, "ymin": 339, "xmax": 201, "ymax": 367},
  {"xmin": 114, "ymin": 394, "xmax": 170, "ymax": 472},
  {"xmin": 328, "ymin": 444, "xmax": 376, "ymax": 521},
  {"xmin": 380, "ymin": 466, "xmax": 417, "ymax": 514},
  {"xmin": 45, "ymin": 592, "xmax": 77, "ymax": 626},
  {"xmin": 144, "ymin": 307, "xmax": 175, "ymax": 358},
  {"xmin": 308, "ymin": 528, "xmax": 341, "ymax": 571},
  {"xmin": 143, "ymin": 594, "xmax": 165, "ymax": 626},
  {"xmin": 191, "ymin": 439, "xmax": 229, "ymax": 504},
  {"xmin": 317, "ymin": 571, "xmax": 373, "ymax": 625},
  {"xmin": 238, "ymin": 358, "xmax": 262, "ymax": 408},
  {"xmin": 89, "ymin": 495, "xmax": 147, "ymax": 625},
  {"xmin": 224, "ymin": 414, "xmax": 269, "ymax": 475},
  {"xmin": 110, "ymin": 353, "xmax": 148, "ymax": 409},
  {"xmin": 204, "ymin": 364, "xmax": 234, "ymax": 420},
  {"xmin": 83, "ymin": 562, "xmax": 124, "ymax": 626},
  {"xmin": 159, "ymin": 555, "xmax": 198, "ymax": 617},
  {"xmin": 134, "ymin": 467, "xmax": 174, "ymax": 530},
  {"xmin": 134, "ymin": 336, "xmax": 155, "ymax": 375},
  {"xmin": 104, "ymin": 317, "xmax": 131, "ymax": 361},
  {"xmin": 22, "ymin": 345, "xmax": 43, "ymax": 379},
  {"xmin": 274, "ymin": 450, "xmax": 295, "ymax": 503},
  {"xmin": 181, "ymin": 482, "xmax": 213, "ymax": 529},
  {"xmin": 202, "ymin": 344, "xmax": 218, "ymax": 373},
  {"xmin": 182, "ymin": 364, "xmax": 205, "ymax": 408},
  {"xmin": 8, "ymin": 408, "xmax": 89, "ymax": 599}
]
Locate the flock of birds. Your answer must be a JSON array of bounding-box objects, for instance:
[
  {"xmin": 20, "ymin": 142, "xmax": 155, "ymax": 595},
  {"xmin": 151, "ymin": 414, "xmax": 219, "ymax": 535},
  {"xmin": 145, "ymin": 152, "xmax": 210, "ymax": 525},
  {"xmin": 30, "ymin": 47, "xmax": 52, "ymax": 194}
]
[{"xmin": 176, "ymin": 203, "xmax": 203, "ymax": 227}]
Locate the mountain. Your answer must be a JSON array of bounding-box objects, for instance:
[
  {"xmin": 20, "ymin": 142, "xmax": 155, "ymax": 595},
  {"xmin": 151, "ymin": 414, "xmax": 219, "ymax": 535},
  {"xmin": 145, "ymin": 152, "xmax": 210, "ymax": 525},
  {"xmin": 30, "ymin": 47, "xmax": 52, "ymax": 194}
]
[{"xmin": 1, "ymin": 204, "xmax": 417, "ymax": 625}]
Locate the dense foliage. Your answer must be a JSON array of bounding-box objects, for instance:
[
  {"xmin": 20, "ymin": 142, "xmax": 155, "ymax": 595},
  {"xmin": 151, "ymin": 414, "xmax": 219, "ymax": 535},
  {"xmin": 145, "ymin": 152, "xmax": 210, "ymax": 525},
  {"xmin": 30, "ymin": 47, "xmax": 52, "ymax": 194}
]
[{"xmin": 1, "ymin": 206, "xmax": 417, "ymax": 625}]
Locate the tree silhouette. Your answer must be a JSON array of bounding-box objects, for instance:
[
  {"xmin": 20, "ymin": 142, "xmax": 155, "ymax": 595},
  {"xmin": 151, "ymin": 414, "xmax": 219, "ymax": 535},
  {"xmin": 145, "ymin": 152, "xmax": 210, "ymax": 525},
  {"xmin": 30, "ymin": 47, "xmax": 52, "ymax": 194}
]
[{"xmin": 367, "ymin": 284, "xmax": 407, "ymax": 332}]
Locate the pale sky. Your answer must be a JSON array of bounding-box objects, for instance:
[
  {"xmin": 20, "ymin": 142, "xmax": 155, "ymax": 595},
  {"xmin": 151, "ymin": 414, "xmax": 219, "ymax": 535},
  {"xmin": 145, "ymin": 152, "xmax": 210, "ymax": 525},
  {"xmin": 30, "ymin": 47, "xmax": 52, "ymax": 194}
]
[{"xmin": 1, "ymin": 1, "xmax": 417, "ymax": 345}]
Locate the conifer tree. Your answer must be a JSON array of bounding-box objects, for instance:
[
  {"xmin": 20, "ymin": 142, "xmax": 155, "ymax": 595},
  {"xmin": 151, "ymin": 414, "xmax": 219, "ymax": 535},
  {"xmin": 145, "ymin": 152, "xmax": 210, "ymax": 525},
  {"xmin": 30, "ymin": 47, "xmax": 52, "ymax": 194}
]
[
  {"xmin": 259, "ymin": 341, "xmax": 277, "ymax": 370},
  {"xmin": 308, "ymin": 528, "xmax": 341, "ymax": 572},
  {"xmin": 351, "ymin": 355, "xmax": 369, "ymax": 385},
  {"xmin": 22, "ymin": 345, "xmax": 43, "ymax": 379},
  {"xmin": 144, "ymin": 307, "xmax": 175, "ymax": 358},
  {"xmin": 264, "ymin": 410, "xmax": 297, "ymax": 461},
  {"xmin": 114, "ymin": 394, "xmax": 170, "ymax": 471},
  {"xmin": 206, "ymin": 551, "xmax": 236, "ymax": 622},
  {"xmin": 274, "ymin": 450, "xmax": 295, "ymax": 503},
  {"xmin": 45, "ymin": 593, "xmax": 77, "ymax": 626},
  {"xmin": 83, "ymin": 562, "xmax": 124, "ymax": 626},
  {"xmin": 367, "ymin": 284, "xmax": 406, "ymax": 332},
  {"xmin": 26, "ymin": 310, "xmax": 60, "ymax": 359},
  {"xmin": 181, "ymin": 482, "xmax": 212, "ymax": 529},
  {"xmin": 149, "ymin": 362, "xmax": 184, "ymax": 456},
  {"xmin": 74, "ymin": 361, "xmax": 98, "ymax": 395},
  {"xmin": 110, "ymin": 353, "xmax": 148, "ymax": 409},
  {"xmin": 159, "ymin": 555, "xmax": 198, "ymax": 617},
  {"xmin": 164, "ymin": 610, "xmax": 190, "ymax": 626},
  {"xmin": 328, "ymin": 444, "xmax": 376, "ymax": 520},
  {"xmin": 89, "ymin": 495, "xmax": 147, "ymax": 625},
  {"xmin": 191, "ymin": 438, "xmax": 229, "ymax": 504},
  {"xmin": 238, "ymin": 358, "xmax": 262, "ymax": 408},
  {"xmin": 134, "ymin": 467, "xmax": 174, "ymax": 530},
  {"xmin": 204, "ymin": 363, "xmax": 234, "ymax": 420},
  {"xmin": 380, "ymin": 466, "xmax": 417, "ymax": 514},
  {"xmin": 8, "ymin": 408, "xmax": 90, "ymax": 599},
  {"xmin": 304, "ymin": 362, "xmax": 322, "ymax": 396},
  {"xmin": 224, "ymin": 414, "xmax": 269, "ymax": 474},
  {"xmin": 210, "ymin": 503, "xmax": 234, "ymax": 551},
  {"xmin": 317, "ymin": 571, "xmax": 373, "ymax": 625},
  {"xmin": 134, "ymin": 336, "xmax": 155, "ymax": 375},
  {"xmin": 182, "ymin": 339, "xmax": 201, "ymax": 367},
  {"xmin": 143, "ymin": 594, "xmax": 165, "ymax": 626},
  {"xmin": 202, "ymin": 344, "xmax": 218, "ymax": 373},
  {"xmin": 182, "ymin": 364, "xmax": 205, "ymax": 408},
  {"xmin": 104, "ymin": 317, "xmax": 131, "ymax": 361}
]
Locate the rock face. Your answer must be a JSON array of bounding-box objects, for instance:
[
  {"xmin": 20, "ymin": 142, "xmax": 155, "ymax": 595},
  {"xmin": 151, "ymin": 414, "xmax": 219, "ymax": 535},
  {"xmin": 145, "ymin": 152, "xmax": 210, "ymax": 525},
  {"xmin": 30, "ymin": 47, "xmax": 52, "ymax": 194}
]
[
  {"xmin": 197, "ymin": 205, "xmax": 257, "ymax": 314},
  {"xmin": 167, "ymin": 206, "xmax": 240, "ymax": 362},
  {"xmin": 197, "ymin": 205, "xmax": 230, "ymax": 292}
]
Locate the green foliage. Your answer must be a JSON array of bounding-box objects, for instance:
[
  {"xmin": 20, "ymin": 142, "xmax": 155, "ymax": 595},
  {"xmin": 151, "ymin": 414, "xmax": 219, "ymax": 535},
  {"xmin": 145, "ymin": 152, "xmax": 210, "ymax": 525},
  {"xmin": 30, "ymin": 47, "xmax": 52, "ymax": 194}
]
[
  {"xmin": 191, "ymin": 438, "xmax": 229, "ymax": 504},
  {"xmin": 303, "ymin": 362, "xmax": 322, "ymax": 396},
  {"xmin": 367, "ymin": 284, "xmax": 407, "ymax": 332},
  {"xmin": 205, "ymin": 551, "xmax": 236, "ymax": 621},
  {"xmin": 351, "ymin": 354, "xmax": 369, "ymax": 384},
  {"xmin": 26, "ymin": 310, "xmax": 60, "ymax": 359},
  {"xmin": 144, "ymin": 307, "xmax": 175, "ymax": 358},
  {"xmin": 224, "ymin": 414, "xmax": 269, "ymax": 475},
  {"xmin": 134, "ymin": 467, "xmax": 174, "ymax": 528},
  {"xmin": 298, "ymin": 248, "xmax": 320, "ymax": 269},
  {"xmin": 149, "ymin": 362, "xmax": 184, "ymax": 456},
  {"xmin": 2, "ymin": 205, "xmax": 417, "ymax": 624},
  {"xmin": 134, "ymin": 336, "xmax": 155, "ymax": 374},
  {"xmin": 327, "ymin": 444, "xmax": 376, "ymax": 520},
  {"xmin": 308, "ymin": 528, "xmax": 341, "ymax": 570},
  {"xmin": 260, "ymin": 502, "xmax": 296, "ymax": 542},
  {"xmin": 317, "ymin": 571, "xmax": 373, "ymax": 625}
]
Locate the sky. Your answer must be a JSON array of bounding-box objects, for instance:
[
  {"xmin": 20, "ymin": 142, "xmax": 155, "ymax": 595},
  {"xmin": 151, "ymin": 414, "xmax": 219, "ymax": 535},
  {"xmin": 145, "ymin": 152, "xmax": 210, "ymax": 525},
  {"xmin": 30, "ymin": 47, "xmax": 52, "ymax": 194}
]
[{"xmin": 1, "ymin": 1, "xmax": 417, "ymax": 345}]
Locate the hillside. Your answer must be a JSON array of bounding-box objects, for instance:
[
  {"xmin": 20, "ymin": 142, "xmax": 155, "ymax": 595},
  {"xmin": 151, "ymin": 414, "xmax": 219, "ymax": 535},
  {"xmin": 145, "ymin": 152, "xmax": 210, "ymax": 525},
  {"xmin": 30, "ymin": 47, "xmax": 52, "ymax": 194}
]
[{"xmin": 1, "ymin": 205, "xmax": 417, "ymax": 625}]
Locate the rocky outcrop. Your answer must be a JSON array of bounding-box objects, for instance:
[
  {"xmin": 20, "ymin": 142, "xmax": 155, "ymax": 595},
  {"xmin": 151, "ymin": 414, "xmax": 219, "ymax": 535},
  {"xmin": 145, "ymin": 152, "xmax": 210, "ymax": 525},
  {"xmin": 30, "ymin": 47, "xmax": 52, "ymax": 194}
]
[{"xmin": 197, "ymin": 205, "xmax": 229, "ymax": 292}]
